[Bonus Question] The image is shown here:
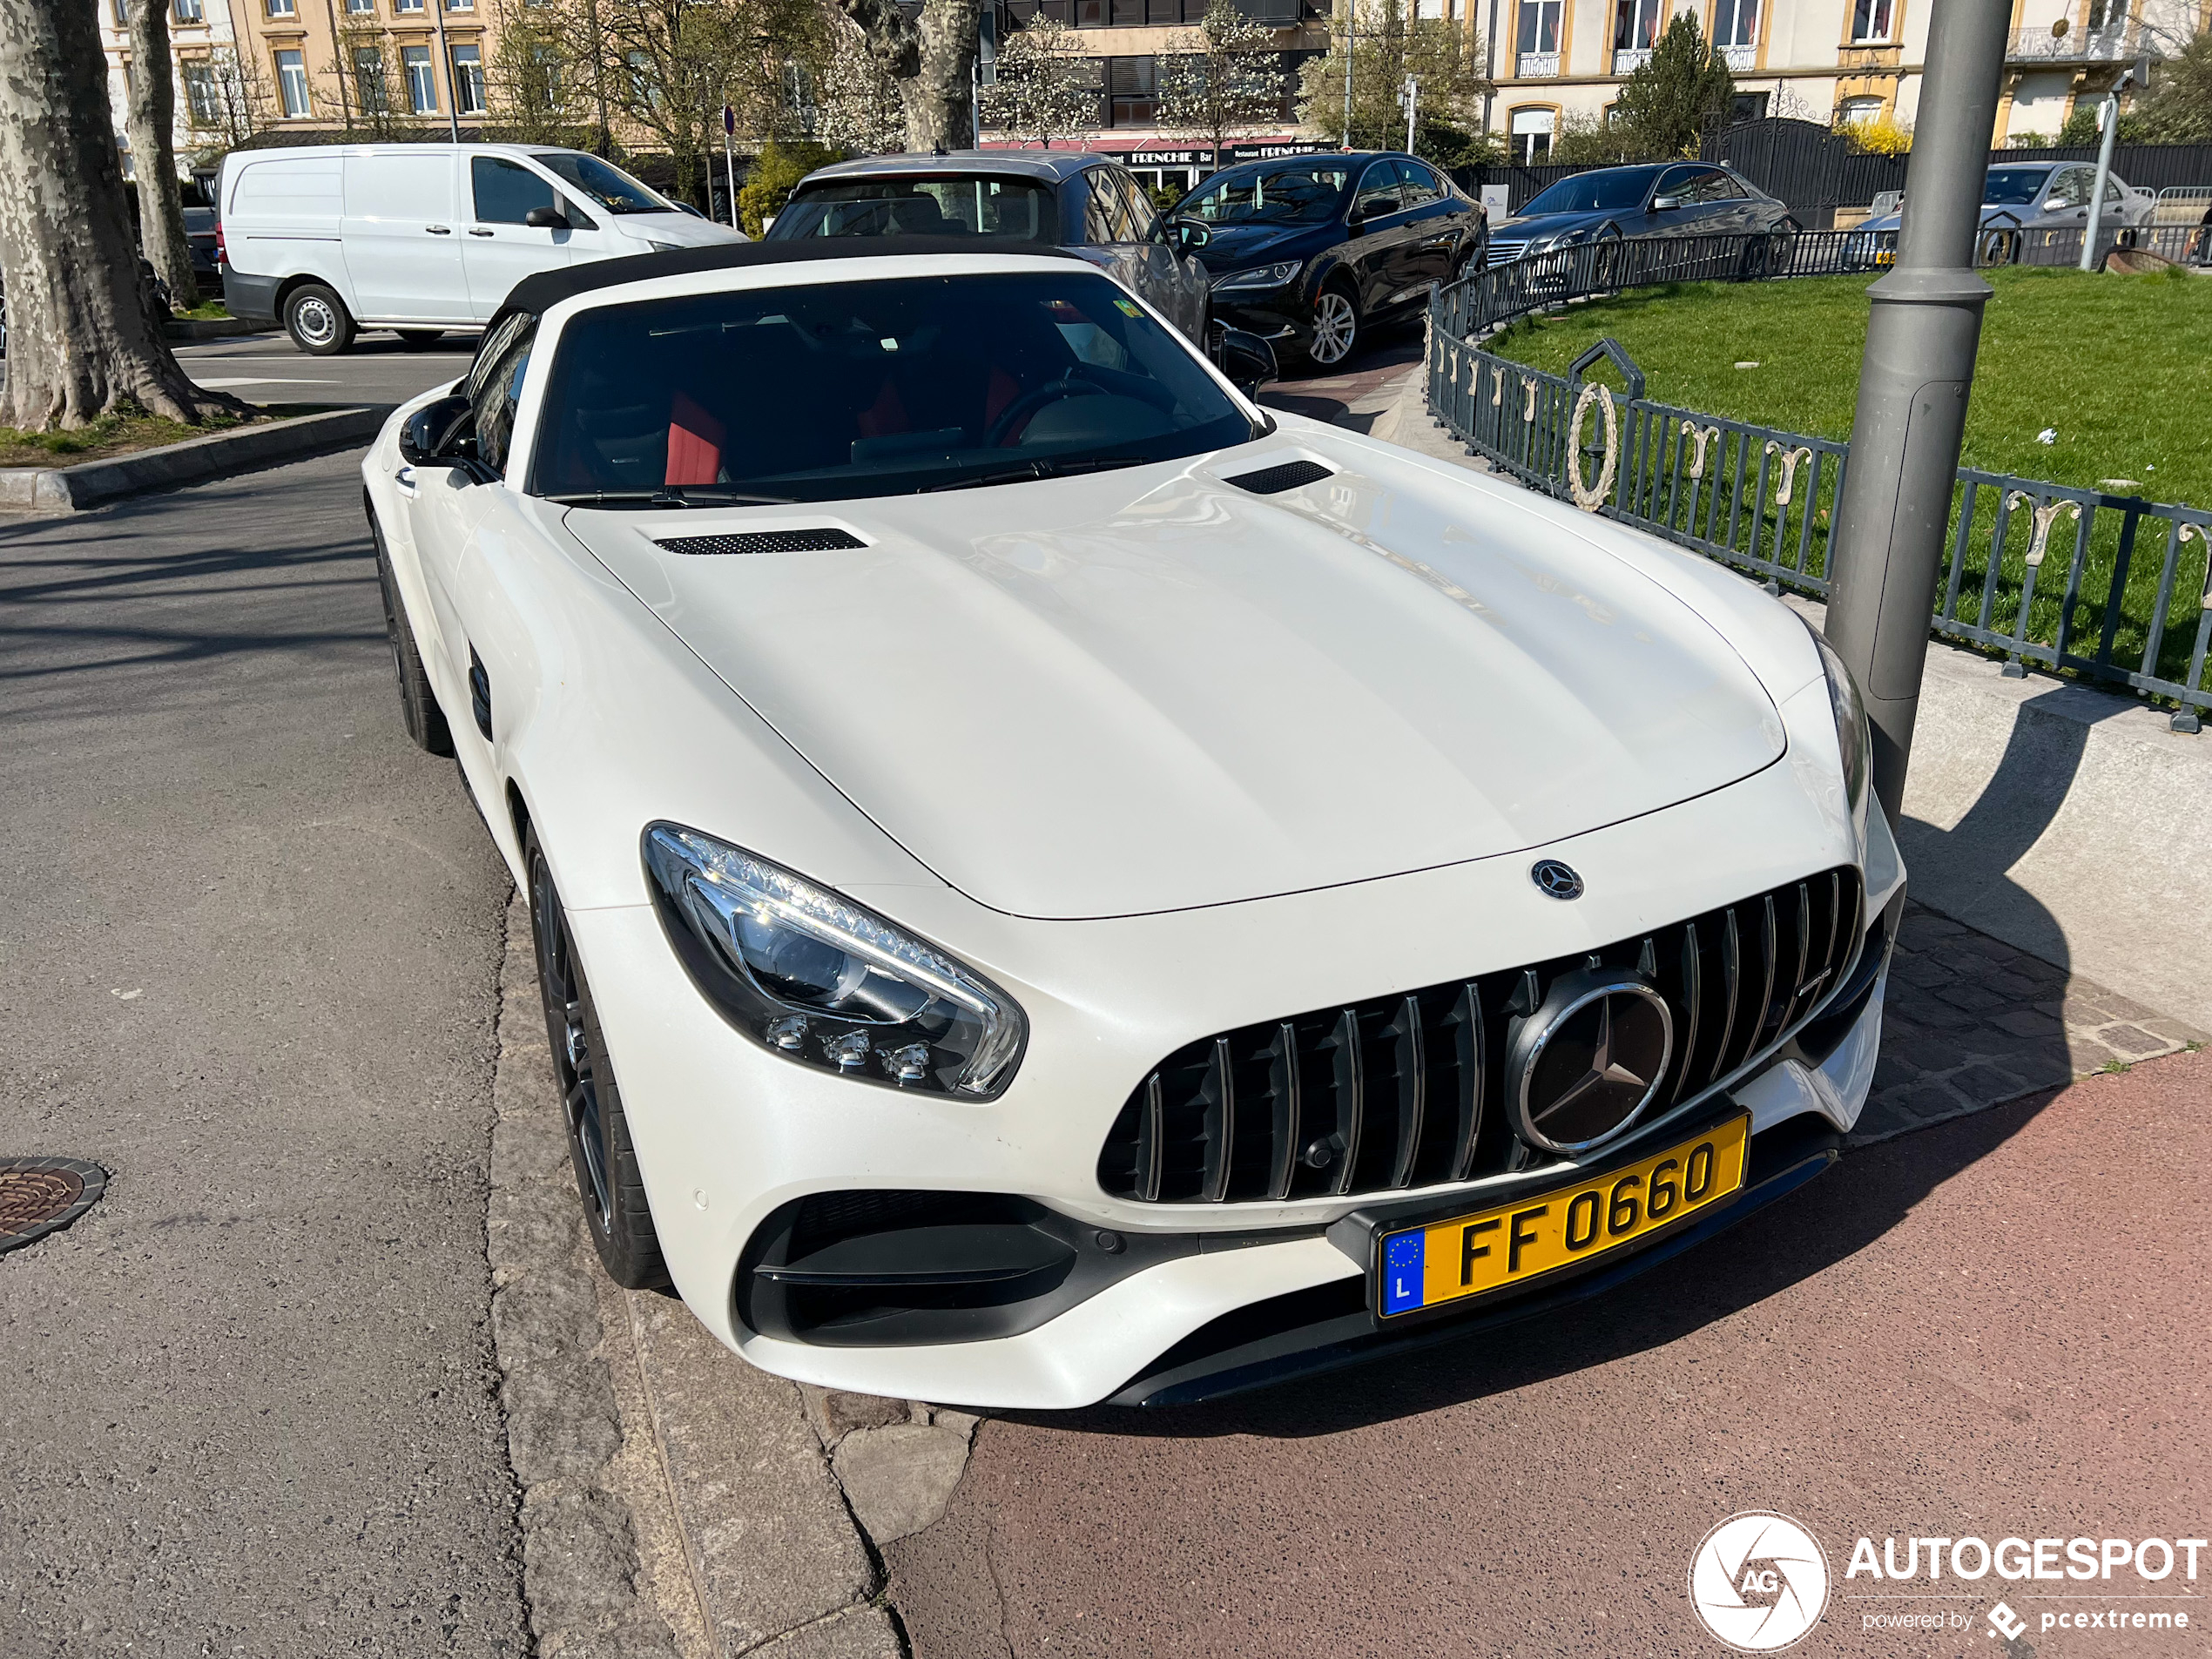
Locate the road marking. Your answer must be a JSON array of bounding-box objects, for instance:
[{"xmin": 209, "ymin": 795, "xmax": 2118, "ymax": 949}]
[{"xmin": 192, "ymin": 376, "xmax": 335, "ymax": 387}]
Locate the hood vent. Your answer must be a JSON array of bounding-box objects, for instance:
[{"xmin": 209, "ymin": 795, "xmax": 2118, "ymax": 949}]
[
  {"xmin": 1223, "ymin": 459, "xmax": 1334, "ymax": 496},
  {"xmin": 657, "ymin": 529, "xmax": 866, "ymax": 556}
]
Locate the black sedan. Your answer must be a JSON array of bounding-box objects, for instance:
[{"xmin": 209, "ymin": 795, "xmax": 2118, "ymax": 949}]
[
  {"xmin": 1488, "ymin": 162, "xmax": 1793, "ymax": 264},
  {"xmin": 184, "ymin": 206, "xmax": 221, "ymax": 280},
  {"xmin": 1174, "ymin": 152, "xmax": 1487, "ymax": 370}
]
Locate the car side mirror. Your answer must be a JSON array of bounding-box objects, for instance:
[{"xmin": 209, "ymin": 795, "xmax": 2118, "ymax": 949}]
[
  {"xmin": 523, "ymin": 205, "xmax": 571, "ymax": 231},
  {"xmin": 399, "ymin": 395, "xmax": 478, "ymax": 472},
  {"xmin": 1211, "ymin": 325, "xmax": 1277, "ymax": 395},
  {"xmin": 1169, "ymin": 219, "xmax": 1211, "ymax": 252},
  {"xmin": 1650, "ymin": 193, "xmax": 1686, "ymax": 212}
]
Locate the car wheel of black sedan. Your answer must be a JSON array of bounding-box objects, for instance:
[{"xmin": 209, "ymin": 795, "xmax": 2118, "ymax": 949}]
[
  {"xmin": 1590, "ymin": 224, "xmax": 1626, "ymax": 290},
  {"xmin": 529, "ymin": 833, "xmax": 670, "ymax": 1291},
  {"xmin": 1307, "ymin": 281, "xmax": 1359, "ymax": 368}
]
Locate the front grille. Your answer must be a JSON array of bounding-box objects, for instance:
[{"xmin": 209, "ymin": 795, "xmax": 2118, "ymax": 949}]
[
  {"xmin": 1097, "ymin": 868, "xmax": 1863, "ymax": 1205},
  {"xmin": 1488, "ymin": 239, "xmax": 1528, "ymax": 264},
  {"xmin": 657, "ymin": 529, "xmax": 865, "ymax": 556},
  {"xmin": 1224, "ymin": 460, "xmax": 1333, "ymax": 496}
]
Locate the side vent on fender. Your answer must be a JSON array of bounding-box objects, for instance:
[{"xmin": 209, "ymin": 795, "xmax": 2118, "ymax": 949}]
[
  {"xmin": 656, "ymin": 529, "xmax": 867, "ymax": 556},
  {"xmin": 1224, "ymin": 459, "xmax": 1334, "ymax": 496},
  {"xmin": 467, "ymin": 644, "xmax": 493, "ymax": 742}
]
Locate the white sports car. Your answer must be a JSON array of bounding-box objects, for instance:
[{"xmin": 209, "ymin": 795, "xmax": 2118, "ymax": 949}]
[{"xmin": 366, "ymin": 240, "xmax": 1901, "ymax": 1410}]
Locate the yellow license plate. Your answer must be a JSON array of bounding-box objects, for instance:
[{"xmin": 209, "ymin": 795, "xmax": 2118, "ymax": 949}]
[{"xmin": 1375, "ymin": 1116, "xmax": 1750, "ymax": 1318}]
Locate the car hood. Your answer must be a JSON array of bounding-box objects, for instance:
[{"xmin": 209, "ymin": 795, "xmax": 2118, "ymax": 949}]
[
  {"xmin": 1858, "ymin": 204, "xmax": 2041, "ymax": 233},
  {"xmin": 1195, "ymin": 221, "xmax": 1328, "ymax": 271},
  {"xmin": 1494, "ymin": 208, "xmax": 1635, "ymax": 241},
  {"xmin": 613, "ymin": 211, "xmax": 748, "ymax": 247},
  {"xmin": 563, "ymin": 448, "xmax": 1785, "ymax": 921}
]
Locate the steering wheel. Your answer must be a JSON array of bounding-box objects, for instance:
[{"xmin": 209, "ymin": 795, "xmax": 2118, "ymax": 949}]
[{"xmin": 985, "ymin": 371, "xmax": 1106, "ymax": 448}]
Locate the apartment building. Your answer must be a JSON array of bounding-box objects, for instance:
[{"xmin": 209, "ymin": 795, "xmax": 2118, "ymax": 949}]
[
  {"xmin": 986, "ymin": 0, "xmax": 1336, "ymax": 194},
  {"xmin": 227, "ymin": 0, "xmax": 498, "ymax": 138},
  {"xmin": 99, "ymin": 0, "xmax": 246, "ymax": 180},
  {"xmin": 1489, "ymin": 0, "xmax": 2205, "ymax": 164}
]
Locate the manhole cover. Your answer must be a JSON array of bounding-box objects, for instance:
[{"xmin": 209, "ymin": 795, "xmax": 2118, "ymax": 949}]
[{"xmin": 0, "ymin": 1158, "xmax": 108, "ymax": 1254}]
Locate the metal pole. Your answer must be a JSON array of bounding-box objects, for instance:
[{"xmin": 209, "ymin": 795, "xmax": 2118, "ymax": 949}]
[
  {"xmin": 1344, "ymin": 0, "xmax": 1355, "ymax": 145},
  {"xmin": 1822, "ymin": 0, "xmax": 2009, "ymax": 827},
  {"xmin": 1403, "ymin": 74, "xmax": 1417, "ymax": 153},
  {"xmin": 430, "ymin": 0, "xmax": 459, "ymax": 141},
  {"xmin": 723, "ymin": 105, "xmax": 738, "ymax": 231},
  {"xmin": 2078, "ymin": 71, "xmax": 2129, "ymax": 271}
]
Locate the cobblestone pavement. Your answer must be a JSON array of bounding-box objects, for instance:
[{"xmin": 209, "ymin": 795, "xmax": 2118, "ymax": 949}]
[
  {"xmin": 1854, "ymin": 901, "xmax": 2202, "ymax": 1143},
  {"xmin": 1255, "ymin": 327, "xmax": 1424, "ymax": 434}
]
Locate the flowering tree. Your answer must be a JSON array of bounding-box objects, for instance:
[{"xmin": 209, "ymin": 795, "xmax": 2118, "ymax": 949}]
[
  {"xmin": 1157, "ymin": 0, "xmax": 1283, "ymax": 159},
  {"xmin": 980, "ymin": 12, "xmax": 1096, "ymax": 146}
]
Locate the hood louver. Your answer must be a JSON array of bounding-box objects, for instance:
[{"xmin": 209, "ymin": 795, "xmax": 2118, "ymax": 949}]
[
  {"xmin": 657, "ymin": 529, "xmax": 867, "ymax": 556},
  {"xmin": 1223, "ymin": 460, "xmax": 1334, "ymax": 496}
]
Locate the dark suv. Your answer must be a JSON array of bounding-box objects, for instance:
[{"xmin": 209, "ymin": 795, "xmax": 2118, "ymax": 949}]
[{"xmin": 1174, "ymin": 152, "xmax": 1487, "ymax": 369}]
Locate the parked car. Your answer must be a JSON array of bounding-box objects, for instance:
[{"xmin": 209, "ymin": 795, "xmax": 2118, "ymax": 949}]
[
  {"xmin": 762, "ymin": 151, "xmax": 1211, "ymax": 345},
  {"xmin": 1172, "ymin": 152, "xmax": 1487, "ymax": 368},
  {"xmin": 364, "ymin": 239, "xmax": 1898, "ymax": 1410},
  {"xmin": 219, "ymin": 143, "xmax": 745, "ymax": 356},
  {"xmin": 183, "ymin": 206, "xmax": 221, "ymax": 281},
  {"xmin": 1855, "ymin": 160, "xmax": 2155, "ymax": 239},
  {"xmin": 1488, "ymin": 162, "xmax": 1794, "ymax": 265}
]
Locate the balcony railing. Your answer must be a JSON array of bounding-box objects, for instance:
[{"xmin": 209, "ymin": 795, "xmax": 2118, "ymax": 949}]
[
  {"xmin": 1613, "ymin": 47, "xmax": 1651, "ymax": 73},
  {"xmin": 2006, "ymin": 24, "xmax": 2135, "ymax": 61},
  {"xmin": 1721, "ymin": 42, "xmax": 1754, "ymax": 71},
  {"xmin": 1516, "ymin": 50, "xmax": 1559, "ymax": 77}
]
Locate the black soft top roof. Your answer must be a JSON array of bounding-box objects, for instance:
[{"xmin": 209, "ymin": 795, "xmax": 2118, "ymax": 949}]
[{"xmin": 498, "ymin": 234, "xmax": 1086, "ymax": 321}]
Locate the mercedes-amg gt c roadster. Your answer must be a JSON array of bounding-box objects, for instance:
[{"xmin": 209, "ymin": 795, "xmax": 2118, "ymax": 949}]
[{"xmin": 365, "ymin": 239, "xmax": 1900, "ymax": 1409}]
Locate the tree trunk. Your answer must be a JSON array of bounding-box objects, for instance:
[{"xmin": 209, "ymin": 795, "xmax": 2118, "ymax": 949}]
[
  {"xmin": 0, "ymin": 0, "xmax": 234, "ymax": 427},
  {"xmin": 125, "ymin": 0, "xmax": 199, "ymax": 312},
  {"xmin": 833, "ymin": 0, "xmax": 976, "ymax": 152}
]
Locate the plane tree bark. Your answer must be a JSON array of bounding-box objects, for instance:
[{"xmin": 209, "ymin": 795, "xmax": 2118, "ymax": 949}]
[
  {"xmin": 833, "ymin": 0, "xmax": 979, "ymax": 152},
  {"xmin": 0, "ymin": 0, "xmax": 236, "ymax": 428},
  {"xmin": 125, "ymin": 0, "xmax": 199, "ymax": 312}
]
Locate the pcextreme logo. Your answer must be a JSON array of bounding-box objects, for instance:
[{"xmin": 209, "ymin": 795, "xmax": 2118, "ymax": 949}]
[{"xmin": 1689, "ymin": 1512, "xmax": 1832, "ymax": 1653}]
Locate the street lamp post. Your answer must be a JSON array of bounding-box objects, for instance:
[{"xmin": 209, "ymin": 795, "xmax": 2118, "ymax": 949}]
[
  {"xmin": 2077, "ymin": 61, "xmax": 2140, "ymax": 272},
  {"xmin": 1399, "ymin": 74, "xmax": 1418, "ymax": 154},
  {"xmin": 1821, "ymin": 0, "xmax": 2011, "ymax": 826}
]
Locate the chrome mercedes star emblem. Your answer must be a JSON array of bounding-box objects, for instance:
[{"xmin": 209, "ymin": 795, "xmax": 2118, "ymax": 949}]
[
  {"xmin": 1505, "ymin": 968, "xmax": 1676, "ymax": 1156},
  {"xmin": 1530, "ymin": 996, "xmax": 1648, "ymax": 1135},
  {"xmin": 1530, "ymin": 859, "xmax": 1583, "ymax": 900}
]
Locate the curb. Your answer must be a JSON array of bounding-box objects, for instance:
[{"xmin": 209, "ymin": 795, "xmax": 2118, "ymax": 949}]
[
  {"xmin": 0, "ymin": 405, "xmax": 388, "ymax": 512},
  {"xmin": 163, "ymin": 316, "xmax": 271, "ymax": 341}
]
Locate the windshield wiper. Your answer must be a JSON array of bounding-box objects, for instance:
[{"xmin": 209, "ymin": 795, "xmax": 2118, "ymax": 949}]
[
  {"xmin": 545, "ymin": 487, "xmax": 797, "ymax": 508},
  {"xmin": 922, "ymin": 455, "xmax": 1158, "ymax": 493}
]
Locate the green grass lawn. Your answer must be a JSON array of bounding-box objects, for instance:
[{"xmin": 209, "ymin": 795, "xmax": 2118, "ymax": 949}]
[
  {"xmin": 1486, "ymin": 266, "xmax": 2212, "ymax": 510},
  {"xmin": 1479, "ymin": 266, "xmax": 2212, "ymax": 699}
]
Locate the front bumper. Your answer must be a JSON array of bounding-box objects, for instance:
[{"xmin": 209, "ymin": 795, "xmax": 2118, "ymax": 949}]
[{"xmin": 1207, "ymin": 291, "xmax": 1311, "ymax": 351}]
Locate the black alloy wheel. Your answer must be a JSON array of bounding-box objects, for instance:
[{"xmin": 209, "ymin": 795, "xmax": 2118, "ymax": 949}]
[
  {"xmin": 1590, "ymin": 223, "xmax": 1626, "ymax": 291},
  {"xmin": 529, "ymin": 833, "xmax": 670, "ymax": 1290},
  {"xmin": 369, "ymin": 511, "xmax": 455, "ymax": 756}
]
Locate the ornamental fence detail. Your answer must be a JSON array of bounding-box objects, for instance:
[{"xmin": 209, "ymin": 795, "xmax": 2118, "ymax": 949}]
[{"xmin": 1422, "ymin": 243, "xmax": 2212, "ymax": 728}]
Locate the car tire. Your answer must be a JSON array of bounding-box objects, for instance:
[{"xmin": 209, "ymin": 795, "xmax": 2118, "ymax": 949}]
[
  {"xmin": 528, "ymin": 833, "xmax": 670, "ymax": 1292},
  {"xmin": 285, "ymin": 282, "xmax": 354, "ymax": 356},
  {"xmin": 369, "ymin": 511, "xmax": 455, "ymax": 758},
  {"xmin": 1590, "ymin": 224, "xmax": 1625, "ymax": 290},
  {"xmin": 1305, "ymin": 280, "xmax": 1359, "ymax": 368},
  {"xmin": 395, "ymin": 329, "xmax": 443, "ymax": 350}
]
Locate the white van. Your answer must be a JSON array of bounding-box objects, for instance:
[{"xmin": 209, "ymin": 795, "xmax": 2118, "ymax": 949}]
[{"xmin": 219, "ymin": 143, "xmax": 745, "ymax": 355}]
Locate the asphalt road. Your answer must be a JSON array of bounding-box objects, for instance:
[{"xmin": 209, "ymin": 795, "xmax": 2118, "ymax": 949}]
[
  {"xmin": 177, "ymin": 329, "xmax": 478, "ymax": 409},
  {"xmin": 0, "ymin": 454, "xmax": 524, "ymax": 1655},
  {"xmin": 887, "ymin": 1052, "xmax": 2212, "ymax": 1657}
]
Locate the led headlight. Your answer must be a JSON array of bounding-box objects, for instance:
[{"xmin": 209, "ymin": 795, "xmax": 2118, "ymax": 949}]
[
  {"xmin": 1211, "ymin": 260, "xmax": 1303, "ymax": 293},
  {"xmin": 1804, "ymin": 621, "xmax": 1873, "ymax": 846},
  {"xmin": 1532, "ymin": 226, "xmax": 1596, "ymax": 253},
  {"xmin": 643, "ymin": 824, "xmax": 1027, "ymax": 1097}
]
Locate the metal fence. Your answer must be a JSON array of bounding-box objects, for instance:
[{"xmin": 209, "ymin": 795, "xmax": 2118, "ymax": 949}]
[{"xmin": 1423, "ymin": 259, "xmax": 2212, "ymax": 728}]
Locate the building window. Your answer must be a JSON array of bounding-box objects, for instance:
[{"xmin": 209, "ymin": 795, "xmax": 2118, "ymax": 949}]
[
  {"xmin": 173, "ymin": 0, "xmax": 203, "ymax": 22},
  {"xmin": 354, "ymin": 45, "xmax": 388, "ymax": 110},
  {"xmin": 1712, "ymin": 0, "xmax": 1754, "ymax": 46},
  {"xmin": 395, "ymin": 0, "xmax": 423, "ymax": 13},
  {"xmin": 447, "ymin": 0, "xmax": 473, "ymax": 12},
  {"xmin": 1516, "ymin": 0, "xmax": 1559, "ymax": 52},
  {"xmin": 1613, "ymin": 0, "xmax": 1660, "ymax": 51},
  {"xmin": 1730, "ymin": 90, "xmax": 1768, "ymax": 120},
  {"xmin": 1109, "ymin": 56, "xmax": 1157, "ymax": 125},
  {"xmin": 1836, "ymin": 94, "xmax": 1884, "ymax": 125},
  {"xmin": 112, "ymin": 0, "xmax": 128, "ymax": 22},
  {"xmin": 182, "ymin": 59, "xmax": 221, "ymax": 123},
  {"xmin": 275, "ymin": 48, "xmax": 310, "ymax": 115},
  {"xmin": 1416, "ymin": 0, "xmax": 1443, "ymax": 17},
  {"xmin": 1508, "ymin": 105, "xmax": 1554, "ymax": 163},
  {"xmin": 1849, "ymin": 0, "xmax": 1892, "ymax": 43},
  {"xmin": 451, "ymin": 44, "xmax": 483, "ymax": 112},
  {"xmin": 346, "ymin": 0, "xmax": 373, "ymax": 12},
  {"xmin": 403, "ymin": 44, "xmax": 437, "ymax": 111}
]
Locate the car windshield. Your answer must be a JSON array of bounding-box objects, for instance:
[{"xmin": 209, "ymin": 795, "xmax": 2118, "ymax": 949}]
[
  {"xmin": 769, "ymin": 176, "xmax": 1055, "ymax": 240},
  {"xmin": 532, "ymin": 152, "xmax": 672, "ymax": 215},
  {"xmin": 1178, "ymin": 165, "xmax": 1352, "ymax": 226},
  {"xmin": 1519, "ymin": 168, "xmax": 1664, "ymax": 215},
  {"xmin": 1983, "ymin": 167, "xmax": 2051, "ymax": 205},
  {"xmin": 529, "ymin": 272, "xmax": 1257, "ymax": 503}
]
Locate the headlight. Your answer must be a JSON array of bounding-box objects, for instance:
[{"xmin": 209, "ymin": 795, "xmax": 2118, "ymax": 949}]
[
  {"xmin": 1805, "ymin": 621, "xmax": 1872, "ymax": 845},
  {"xmin": 1533, "ymin": 227, "xmax": 1595, "ymax": 253},
  {"xmin": 643, "ymin": 824, "xmax": 1027, "ymax": 1098},
  {"xmin": 1211, "ymin": 260, "xmax": 1302, "ymax": 293}
]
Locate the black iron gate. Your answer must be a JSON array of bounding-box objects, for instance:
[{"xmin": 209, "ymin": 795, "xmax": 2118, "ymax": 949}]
[{"xmin": 1699, "ymin": 117, "xmax": 1852, "ymax": 226}]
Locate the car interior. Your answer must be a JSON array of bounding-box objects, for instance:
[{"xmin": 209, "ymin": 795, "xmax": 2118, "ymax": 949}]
[
  {"xmin": 529, "ymin": 272, "xmax": 1251, "ymax": 501},
  {"xmin": 772, "ymin": 178, "xmax": 1056, "ymax": 241}
]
